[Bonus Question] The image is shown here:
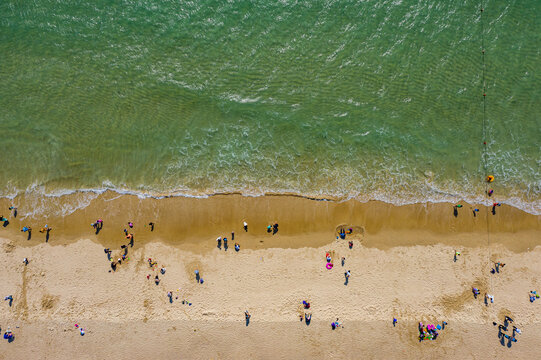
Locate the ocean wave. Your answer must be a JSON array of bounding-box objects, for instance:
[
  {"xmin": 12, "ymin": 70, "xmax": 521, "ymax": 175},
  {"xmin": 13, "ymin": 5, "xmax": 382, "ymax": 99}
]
[{"xmin": 2, "ymin": 179, "xmax": 539, "ymax": 219}]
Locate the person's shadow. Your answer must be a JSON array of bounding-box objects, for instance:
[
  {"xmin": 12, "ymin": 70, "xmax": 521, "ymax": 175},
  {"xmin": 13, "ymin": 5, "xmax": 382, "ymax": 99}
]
[
  {"xmin": 453, "ymin": 207, "xmax": 458, "ymax": 217},
  {"xmin": 27, "ymin": 231, "xmax": 31, "ymax": 241},
  {"xmin": 8, "ymin": 334, "xmax": 15, "ymax": 343},
  {"xmin": 344, "ymin": 274, "xmax": 349, "ymax": 286},
  {"xmin": 2, "ymin": 220, "xmax": 9, "ymax": 227},
  {"xmin": 46, "ymin": 231, "xmax": 50, "ymax": 242},
  {"xmin": 95, "ymin": 226, "xmax": 101, "ymax": 235},
  {"xmin": 8, "ymin": 298, "xmax": 13, "ymax": 307}
]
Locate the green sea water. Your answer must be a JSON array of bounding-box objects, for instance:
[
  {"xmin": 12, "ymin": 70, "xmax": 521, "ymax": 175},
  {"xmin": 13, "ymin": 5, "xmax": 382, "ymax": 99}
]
[{"xmin": 0, "ymin": 0, "xmax": 539, "ymax": 213}]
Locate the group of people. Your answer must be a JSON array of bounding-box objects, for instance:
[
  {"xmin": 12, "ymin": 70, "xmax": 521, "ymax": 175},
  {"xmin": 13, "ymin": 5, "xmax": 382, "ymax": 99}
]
[
  {"xmin": 215, "ymin": 234, "xmax": 240, "ymax": 252},
  {"xmin": 266, "ymin": 223, "xmax": 279, "ymax": 235},
  {"xmin": 497, "ymin": 316, "xmax": 520, "ymax": 345},
  {"xmin": 146, "ymin": 258, "xmax": 166, "ymax": 285},
  {"xmin": 299, "ymin": 300, "xmax": 312, "ymax": 324},
  {"xmin": 418, "ymin": 321, "xmax": 446, "ymax": 341}
]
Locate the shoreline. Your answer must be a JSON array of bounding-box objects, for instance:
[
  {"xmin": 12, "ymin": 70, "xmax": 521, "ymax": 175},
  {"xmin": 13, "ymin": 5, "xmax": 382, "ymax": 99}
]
[
  {"xmin": 2, "ymin": 185, "xmax": 539, "ymax": 216},
  {"xmin": 0, "ymin": 191, "xmax": 539, "ymax": 253}
]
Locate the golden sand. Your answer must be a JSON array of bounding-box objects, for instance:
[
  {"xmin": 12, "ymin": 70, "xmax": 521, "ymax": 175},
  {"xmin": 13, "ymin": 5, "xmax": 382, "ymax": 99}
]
[{"xmin": 0, "ymin": 193, "xmax": 539, "ymax": 359}]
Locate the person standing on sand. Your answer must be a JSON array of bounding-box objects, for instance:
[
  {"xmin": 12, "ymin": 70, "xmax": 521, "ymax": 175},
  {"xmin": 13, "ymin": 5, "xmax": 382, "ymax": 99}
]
[
  {"xmin": 23, "ymin": 258, "xmax": 29, "ymax": 266},
  {"xmin": 40, "ymin": 225, "xmax": 52, "ymax": 241},
  {"xmin": 148, "ymin": 222, "xmax": 155, "ymax": 231},
  {"xmin": 9, "ymin": 206, "xmax": 18, "ymax": 217},
  {"xmin": 21, "ymin": 226, "xmax": 32, "ymax": 239},
  {"xmin": 341, "ymin": 257, "xmax": 345, "ymax": 266},
  {"xmin": 393, "ymin": 318, "xmax": 397, "ymax": 327},
  {"xmin": 216, "ymin": 237, "xmax": 222, "ymax": 249},
  {"xmin": 243, "ymin": 222, "xmax": 248, "ymax": 232},
  {"xmin": 454, "ymin": 250, "xmax": 461, "ymax": 262},
  {"xmin": 245, "ymin": 310, "xmax": 251, "ymax": 326}
]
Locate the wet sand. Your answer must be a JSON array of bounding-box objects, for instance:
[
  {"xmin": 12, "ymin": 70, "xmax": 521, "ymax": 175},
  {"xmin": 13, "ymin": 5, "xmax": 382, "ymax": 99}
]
[{"xmin": 0, "ymin": 193, "xmax": 539, "ymax": 359}]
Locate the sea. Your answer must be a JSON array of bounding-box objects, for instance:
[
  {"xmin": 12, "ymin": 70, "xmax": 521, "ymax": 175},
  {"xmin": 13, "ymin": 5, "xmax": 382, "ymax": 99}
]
[{"xmin": 0, "ymin": 0, "xmax": 539, "ymax": 215}]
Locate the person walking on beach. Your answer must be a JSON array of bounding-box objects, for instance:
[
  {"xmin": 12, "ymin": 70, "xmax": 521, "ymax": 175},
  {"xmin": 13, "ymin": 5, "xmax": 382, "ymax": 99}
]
[
  {"xmin": 23, "ymin": 258, "xmax": 29, "ymax": 266},
  {"xmin": 1, "ymin": 215, "xmax": 8, "ymax": 227},
  {"xmin": 344, "ymin": 270, "xmax": 351, "ymax": 285},
  {"xmin": 454, "ymin": 250, "xmax": 461, "ymax": 262},
  {"xmin": 341, "ymin": 257, "xmax": 345, "ymax": 266},
  {"xmin": 393, "ymin": 318, "xmax": 397, "ymax": 327},
  {"xmin": 492, "ymin": 203, "xmax": 501, "ymax": 215},
  {"xmin": 231, "ymin": 231, "xmax": 234, "ymax": 240},
  {"xmin": 223, "ymin": 237, "xmax": 228, "ymax": 251},
  {"xmin": 167, "ymin": 291, "xmax": 173, "ymax": 303},
  {"xmin": 4, "ymin": 295, "xmax": 13, "ymax": 307},
  {"xmin": 148, "ymin": 222, "xmax": 155, "ymax": 231},
  {"xmin": 243, "ymin": 221, "xmax": 248, "ymax": 232},
  {"xmin": 471, "ymin": 207, "xmax": 479, "ymax": 217},
  {"xmin": 245, "ymin": 310, "xmax": 251, "ymax": 326},
  {"xmin": 216, "ymin": 236, "xmax": 222, "ymax": 249}
]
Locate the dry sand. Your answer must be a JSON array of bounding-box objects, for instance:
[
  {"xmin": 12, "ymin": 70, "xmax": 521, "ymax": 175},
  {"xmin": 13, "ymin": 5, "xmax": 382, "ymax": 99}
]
[{"xmin": 0, "ymin": 193, "xmax": 539, "ymax": 359}]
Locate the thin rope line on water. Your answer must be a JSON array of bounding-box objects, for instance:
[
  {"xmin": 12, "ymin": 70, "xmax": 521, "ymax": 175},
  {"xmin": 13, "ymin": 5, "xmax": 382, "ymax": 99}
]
[{"xmin": 479, "ymin": 1, "xmax": 495, "ymax": 313}]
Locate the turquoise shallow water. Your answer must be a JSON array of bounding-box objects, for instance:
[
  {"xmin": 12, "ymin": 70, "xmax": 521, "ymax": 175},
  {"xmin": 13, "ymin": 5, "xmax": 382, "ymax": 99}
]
[{"xmin": 0, "ymin": 0, "xmax": 539, "ymax": 213}]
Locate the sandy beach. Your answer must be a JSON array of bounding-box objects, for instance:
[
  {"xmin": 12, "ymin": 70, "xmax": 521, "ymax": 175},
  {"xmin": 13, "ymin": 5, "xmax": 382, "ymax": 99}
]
[{"xmin": 0, "ymin": 193, "xmax": 540, "ymax": 359}]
